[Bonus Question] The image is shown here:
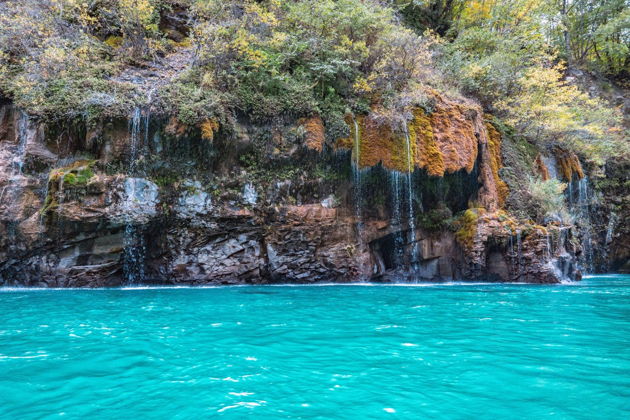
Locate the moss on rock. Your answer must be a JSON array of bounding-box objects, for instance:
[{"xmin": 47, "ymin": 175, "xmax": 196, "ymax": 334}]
[
  {"xmin": 485, "ymin": 120, "xmax": 509, "ymax": 207},
  {"xmin": 555, "ymin": 148, "xmax": 584, "ymax": 181},
  {"xmin": 455, "ymin": 208, "xmax": 483, "ymax": 249},
  {"xmin": 409, "ymin": 108, "xmax": 444, "ymax": 176}
]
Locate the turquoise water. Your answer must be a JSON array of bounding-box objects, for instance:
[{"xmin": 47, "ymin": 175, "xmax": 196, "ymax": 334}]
[{"xmin": 1, "ymin": 275, "xmax": 629, "ymax": 419}]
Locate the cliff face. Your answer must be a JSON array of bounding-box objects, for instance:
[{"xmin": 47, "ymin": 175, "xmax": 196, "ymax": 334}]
[{"xmin": 0, "ymin": 95, "xmax": 584, "ymax": 287}]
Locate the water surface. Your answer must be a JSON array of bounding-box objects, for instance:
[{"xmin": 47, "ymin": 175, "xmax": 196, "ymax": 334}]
[{"xmin": 1, "ymin": 275, "xmax": 629, "ymax": 418}]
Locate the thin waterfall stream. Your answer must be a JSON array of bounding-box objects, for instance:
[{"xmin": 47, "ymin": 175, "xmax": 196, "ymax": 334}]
[
  {"xmin": 390, "ymin": 171, "xmax": 404, "ymax": 266},
  {"xmin": 403, "ymin": 127, "xmax": 418, "ymax": 270},
  {"xmin": 352, "ymin": 118, "xmax": 364, "ymax": 251},
  {"xmin": 14, "ymin": 111, "xmax": 29, "ymax": 174},
  {"xmin": 122, "ymin": 107, "xmax": 149, "ymax": 284}
]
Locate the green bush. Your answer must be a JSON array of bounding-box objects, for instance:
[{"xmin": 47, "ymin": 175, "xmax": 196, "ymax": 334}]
[{"xmin": 526, "ymin": 178, "xmax": 571, "ymax": 224}]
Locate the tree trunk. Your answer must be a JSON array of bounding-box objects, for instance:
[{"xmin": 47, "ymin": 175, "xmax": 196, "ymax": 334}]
[{"xmin": 562, "ymin": 0, "xmax": 572, "ymax": 68}]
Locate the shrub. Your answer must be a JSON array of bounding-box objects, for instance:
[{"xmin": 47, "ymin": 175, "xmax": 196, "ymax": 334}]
[{"xmin": 526, "ymin": 178, "xmax": 572, "ymax": 224}]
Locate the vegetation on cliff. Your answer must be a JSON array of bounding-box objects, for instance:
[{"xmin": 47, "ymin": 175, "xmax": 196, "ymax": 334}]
[{"xmin": 0, "ymin": 0, "xmax": 627, "ymax": 222}]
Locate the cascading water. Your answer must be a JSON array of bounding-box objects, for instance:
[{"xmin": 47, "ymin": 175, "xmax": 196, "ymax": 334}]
[
  {"xmin": 1, "ymin": 111, "xmax": 32, "ymax": 210},
  {"xmin": 516, "ymin": 230, "xmax": 523, "ymax": 280},
  {"xmin": 403, "ymin": 128, "xmax": 418, "ymax": 269},
  {"xmin": 545, "ymin": 231, "xmax": 552, "ymax": 261},
  {"xmin": 606, "ymin": 213, "xmax": 617, "ymax": 246},
  {"xmin": 14, "ymin": 111, "xmax": 29, "ymax": 174},
  {"xmin": 122, "ymin": 107, "xmax": 149, "ymax": 284},
  {"xmin": 541, "ymin": 155, "xmax": 558, "ymax": 179},
  {"xmin": 570, "ymin": 176, "xmax": 594, "ymax": 273},
  {"xmin": 389, "ymin": 171, "xmax": 404, "ymax": 266},
  {"xmin": 351, "ymin": 118, "xmax": 365, "ymax": 278},
  {"xmin": 352, "ymin": 118, "xmax": 364, "ymax": 246}
]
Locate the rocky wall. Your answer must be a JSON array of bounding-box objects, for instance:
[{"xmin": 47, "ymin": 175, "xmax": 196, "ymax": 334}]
[{"xmin": 0, "ymin": 99, "xmax": 585, "ymax": 286}]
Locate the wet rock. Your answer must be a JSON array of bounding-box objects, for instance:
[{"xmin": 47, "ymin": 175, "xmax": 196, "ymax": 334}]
[{"xmin": 0, "ymin": 102, "xmax": 586, "ymax": 287}]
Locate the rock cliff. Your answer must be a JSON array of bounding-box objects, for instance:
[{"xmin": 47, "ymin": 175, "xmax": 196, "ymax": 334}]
[{"xmin": 0, "ymin": 94, "xmax": 588, "ymax": 286}]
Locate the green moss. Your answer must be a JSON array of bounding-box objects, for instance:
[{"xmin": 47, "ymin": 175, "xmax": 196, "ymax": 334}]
[
  {"xmin": 153, "ymin": 174, "xmax": 180, "ymax": 188},
  {"xmin": 104, "ymin": 35, "xmax": 123, "ymax": 49},
  {"xmin": 454, "ymin": 208, "xmax": 482, "ymax": 248},
  {"xmin": 50, "ymin": 160, "xmax": 96, "ymax": 185},
  {"xmin": 62, "ymin": 167, "xmax": 94, "ymax": 186},
  {"xmin": 41, "ymin": 160, "xmax": 96, "ymax": 215},
  {"xmin": 417, "ymin": 207, "xmax": 453, "ymax": 231},
  {"xmin": 40, "ymin": 194, "xmax": 58, "ymax": 216}
]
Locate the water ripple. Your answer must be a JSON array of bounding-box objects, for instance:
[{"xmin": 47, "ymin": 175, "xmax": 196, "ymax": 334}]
[{"xmin": 0, "ymin": 275, "xmax": 629, "ymax": 418}]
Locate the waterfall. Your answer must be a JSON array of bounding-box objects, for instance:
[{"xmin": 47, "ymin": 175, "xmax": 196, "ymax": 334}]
[
  {"xmin": 352, "ymin": 118, "xmax": 364, "ymax": 246},
  {"xmin": 390, "ymin": 171, "xmax": 404, "ymax": 266},
  {"xmin": 122, "ymin": 107, "xmax": 149, "ymax": 284},
  {"xmin": 541, "ymin": 155, "xmax": 558, "ymax": 179},
  {"xmin": 567, "ymin": 176, "xmax": 594, "ymax": 273},
  {"xmin": 128, "ymin": 107, "xmax": 142, "ymax": 174},
  {"xmin": 403, "ymin": 128, "xmax": 418, "ymax": 268},
  {"xmin": 516, "ymin": 230, "xmax": 523, "ymax": 280},
  {"xmin": 545, "ymin": 231, "xmax": 552, "ymax": 261},
  {"xmin": 578, "ymin": 177, "xmax": 593, "ymax": 272},
  {"xmin": 606, "ymin": 213, "xmax": 617, "ymax": 245},
  {"xmin": 14, "ymin": 111, "xmax": 30, "ymax": 174},
  {"xmin": 1, "ymin": 111, "xmax": 32, "ymax": 214},
  {"xmin": 578, "ymin": 177, "xmax": 588, "ymax": 206}
]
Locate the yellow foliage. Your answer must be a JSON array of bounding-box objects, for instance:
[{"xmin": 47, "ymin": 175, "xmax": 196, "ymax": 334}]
[
  {"xmin": 232, "ymin": 29, "xmax": 267, "ymax": 67},
  {"xmin": 496, "ymin": 63, "xmax": 623, "ymax": 164},
  {"xmin": 245, "ymin": 2, "xmax": 279, "ymax": 27},
  {"xmin": 353, "ymin": 77, "xmax": 372, "ymax": 94},
  {"xmin": 105, "ymin": 36, "xmax": 123, "ymax": 49},
  {"xmin": 120, "ymin": 0, "xmax": 155, "ymax": 28}
]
